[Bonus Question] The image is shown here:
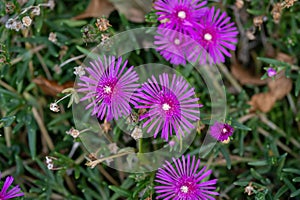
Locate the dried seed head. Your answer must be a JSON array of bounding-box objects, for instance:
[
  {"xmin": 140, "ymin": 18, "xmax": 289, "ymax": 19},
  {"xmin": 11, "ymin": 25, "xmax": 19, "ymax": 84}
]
[
  {"xmin": 11, "ymin": 20, "xmax": 24, "ymax": 31},
  {"xmin": 48, "ymin": 32, "xmax": 57, "ymax": 43},
  {"xmin": 126, "ymin": 113, "xmax": 139, "ymax": 124},
  {"xmin": 253, "ymin": 16, "xmax": 264, "ymax": 29},
  {"xmin": 235, "ymin": 0, "xmax": 244, "ymax": 9},
  {"xmin": 88, "ymin": 153, "xmax": 97, "ymax": 161},
  {"xmin": 273, "ymin": 12, "xmax": 281, "ymax": 24},
  {"xmin": 100, "ymin": 34, "xmax": 113, "ymax": 50},
  {"xmin": 5, "ymin": 18, "xmax": 15, "ymax": 29},
  {"xmin": 131, "ymin": 126, "xmax": 143, "ymax": 140},
  {"xmin": 283, "ymin": 0, "xmax": 297, "ymax": 8},
  {"xmin": 5, "ymin": 2, "xmax": 15, "ymax": 14},
  {"xmin": 95, "ymin": 18, "xmax": 112, "ymax": 32},
  {"xmin": 50, "ymin": 103, "xmax": 60, "ymax": 112},
  {"xmin": 74, "ymin": 66, "xmax": 85, "ymax": 77},
  {"xmin": 271, "ymin": 3, "xmax": 283, "ymax": 24},
  {"xmin": 31, "ymin": 6, "xmax": 41, "ymax": 16},
  {"xmin": 244, "ymin": 184, "xmax": 254, "ymax": 196},
  {"xmin": 66, "ymin": 127, "xmax": 80, "ymax": 138},
  {"xmin": 22, "ymin": 16, "xmax": 32, "ymax": 27}
]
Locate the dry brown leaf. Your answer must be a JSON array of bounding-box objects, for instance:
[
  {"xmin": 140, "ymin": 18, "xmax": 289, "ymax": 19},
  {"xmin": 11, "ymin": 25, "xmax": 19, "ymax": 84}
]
[
  {"xmin": 231, "ymin": 63, "xmax": 268, "ymax": 85},
  {"xmin": 248, "ymin": 92, "xmax": 277, "ymax": 113},
  {"xmin": 73, "ymin": 0, "xmax": 115, "ymax": 20},
  {"xmin": 73, "ymin": 0, "xmax": 152, "ymax": 22},
  {"xmin": 109, "ymin": 0, "xmax": 152, "ymax": 22},
  {"xmin": 33, "ymin": 76, "xmax": 74, "ymax": 97},
  {"xmin": 231, "ymin": 52, "xmax": 294, "ymax": 113},
  {"xmin": 248, "ymin": 72, "xmax": 292, "ymax": 112},
  {"xmin": 276, "ymin": 52, "xmax": 295, "ymax": 64},
  {"xmin": 268, "ymin": 73, "xmax": 293, "ymax": 100}
]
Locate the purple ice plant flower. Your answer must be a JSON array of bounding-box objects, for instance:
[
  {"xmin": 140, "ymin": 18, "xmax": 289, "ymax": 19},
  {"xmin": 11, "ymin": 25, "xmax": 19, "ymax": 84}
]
[
  {"xmin": 136, "ymin": 73, "xmax": 201, "ymax": 141},
  {"xmin": 154, "ymin": 0, "xmax": 207, "ymax": 36},
  {"xmin": 154, "ymin": 28, "xmax": 192, "ymax": 65},
  {"xmin": 78, "ymin": 56, "xmax": 140, "ymax": 120},
  {"xmin": 154, "ymin": 28, "xmax": 208, "ymax": 65},
  {"xmin": 194, "ymin": 7, "xmax": 238, "ymax": 64},
  {"xmin": 209, "ymin": 121, "xmax": 234, "ymax": 142},
  {"xmin": 267, "ymin": 67, "xmax": 277, "ymax": 77},
  {"xmin": 0, "ymin": 173, "xmax": 24, "ymax": 200},
  {"xmin": 155, "ymin": 154, "xmax": 218, "ymax": 199}
]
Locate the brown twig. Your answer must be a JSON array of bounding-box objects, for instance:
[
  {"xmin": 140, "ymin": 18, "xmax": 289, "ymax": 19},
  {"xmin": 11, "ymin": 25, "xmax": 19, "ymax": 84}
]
[
  {"xmin": 36, "ymin": 51, "xmax": 53, "ymax": 80},
  {"xmin": 257, "ymin": 127, "xmax": 300, "ymax": 159},
  {"xmin": 10, "ymin": 45, "xmax": 46, "ymax": 65},
  {"xmin": 217, "ymin": 63, "xmax": 243, "ymax": 93},
  {"xmin": 59, "ymin": 54, "xmax": 85, "ymax": 68},
  {"xmin": 32, "ymin": 107, "xmax": 55, "ymax": 150},
  {"xmin": 2, "ymin": 159, "xmax": 36, "ymax": 177},
  {"xmin": 86, "ymin": 151, "xmax": 134, "ymax": 168},
  {"xmin": 238, "ymin": 113, "xmax": 256, "ymax": 123},
  {"xmin": 259, "ymin": 114, "xmax": 300, "ymax": 149},
  {"xmin": 0, "ymin": 80, "xmax": 17, "ymax": 93},
  {"xmin": 64, "ymin": 175, "xmax": 77, "ymax": 194},
  {"xmin": 97, "ymin": 165, "xmax": 119, "ymax": 186},
  {"xmin": 0, "ymin": 110, "xmax": 12, "ymax": 147},
  {"xmin": 203, "ymin": 155, "xmax": 256, "ymax": 167}
]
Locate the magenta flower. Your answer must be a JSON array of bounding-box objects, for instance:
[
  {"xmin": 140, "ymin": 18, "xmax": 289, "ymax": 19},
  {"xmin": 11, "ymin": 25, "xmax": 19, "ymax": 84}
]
[
  {"xmin": 0, "ymin": 173, "xmax": 24, "ymax": 200},
  {"xmin": 155, "ymin": 154, "xmax": 218, "ymax": 199},
  {"xmin": 78, "ymin": 56, "xmax": 139, "ymax": 120},
  {"xmin": 154, "ymin": 0, "xmax": 207, "ymax": 36},
  {"xmin": 194, "ymin": 7, "xmax": 238, "ymax": 64},
  {"xmin": 154, "ymin": 28, "xmax": 192, "ymax": 65},
  {"xmin": 136, "ymin": 73, "xmax": 201, "ymax": 141},
  {"xmin": 267, "ymin": 67, "xmax": 276, "ymax": 77},
  {"xmin": 210, "ymin": 122, "xmax": 234, "ymax": 141}
]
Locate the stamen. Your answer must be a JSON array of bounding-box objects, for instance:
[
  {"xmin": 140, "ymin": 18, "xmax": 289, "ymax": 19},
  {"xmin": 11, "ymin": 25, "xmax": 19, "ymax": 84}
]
[
  {"xmin": 204, "ymin": 33, "xmax": 213, "ymax": 41},
  {"xmin": 104, "ymin": 86, "xmax": 112, "ymax": 93},
  {"xmin": 178, "ymin": 11, "xmax": 186, "ymax": 19},
  {"xmin": 180, "ymin": 185, "xmax": 189, "ymax": 193},
  {"xmin": 174, "ymin": 38, "xmax": 180, "ymax": 45},
  {"xmin": 162, "ymin": 103, "xmax": 171, "ymax": 111}
]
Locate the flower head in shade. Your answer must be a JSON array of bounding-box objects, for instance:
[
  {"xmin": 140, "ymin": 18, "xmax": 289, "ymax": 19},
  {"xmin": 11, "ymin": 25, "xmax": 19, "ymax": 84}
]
[
  {"xmin": 195, "ymin": 7, "xmax": 238, "ymax": 64},
  {"xmin": 210, "ymin": 122, "xmax": 234, "ymax": 141},
  {"xmin": 154, "ymin": 0, "xmax": 207, "ymax": 35},
  {"xmin": 155, "ymin": 154, "xmax": 218, "ymax": 199},
  {"xmin": 155, "ymin": 28, "xmax": 189, "ymax": 65},
  {"xmin": 136, "ymin": 73, "xmax": 201, "ymax": 141},
  {"xmin": 0, "ymin": 173, "xmax": 24, "ymax": 199},
  {"xmin": 267, "ymin": 67, "xmax": 277, "ymax": 77},
  {"xmin": 154, "ymin": 28, "xmax": 207, "ymax": 65},
  {"xmin": 78, "ymin": 56, "xmax": 139, "ymax": 120}
]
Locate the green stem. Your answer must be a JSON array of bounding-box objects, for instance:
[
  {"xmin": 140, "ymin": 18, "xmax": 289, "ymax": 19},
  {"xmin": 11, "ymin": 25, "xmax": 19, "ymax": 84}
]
[{"xmin": 139, "ymin": 138, "xmax": 143, "ymax": 153}]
